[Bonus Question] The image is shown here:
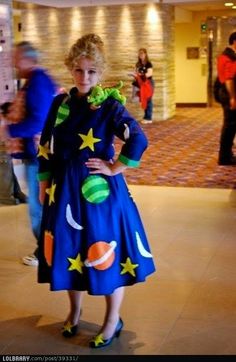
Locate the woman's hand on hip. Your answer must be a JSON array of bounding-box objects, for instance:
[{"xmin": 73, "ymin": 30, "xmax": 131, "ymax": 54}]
[{"xmin": 85, "ymin": 158, "xmax": 127, "ymax": 176}]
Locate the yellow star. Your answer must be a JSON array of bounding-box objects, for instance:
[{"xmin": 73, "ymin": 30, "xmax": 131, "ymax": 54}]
[
  {"xmin": 62, "ymin": 321, "xmax": 74, "ymax": 333},
  {"xmin": 120, "ymin": 257, "xmax": 139, "ymax": 277},
  {"xmin": 46, "ymin": 182, "xmax": 56, "ymax": 205},
  {"xmin": 78, "ymin": 128, "xmax": 101, "ymax": 151},
  {"xmin": 68, "ymin": 253, "xmax": 84, "ymax": 273},
  {"xmin": 37, "ymin": 142, "xmax": 50, "ymax": 160},
  {"xmin": 91, "ymin": 333, "xmax": 105, "ymax": 347}
]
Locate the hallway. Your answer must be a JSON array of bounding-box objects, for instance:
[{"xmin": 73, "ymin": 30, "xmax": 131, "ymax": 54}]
[{"xmin": 0, "ymin": 185, "xmax": 235, "ymax": 355}]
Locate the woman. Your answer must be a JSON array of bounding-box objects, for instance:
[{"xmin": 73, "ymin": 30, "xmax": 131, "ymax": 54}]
[
  {"xmin": 132, "ymin": 48, "xmax": 154, "ymax": 124},
  {"xmin": 37, "ymin": 33, "xmax": 156, "ymax": 349}
]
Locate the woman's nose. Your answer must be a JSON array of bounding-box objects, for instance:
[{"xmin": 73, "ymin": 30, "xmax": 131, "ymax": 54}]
[{"xmin": 81, "ymin": 71, "xmax": 89, "ymax": 80}]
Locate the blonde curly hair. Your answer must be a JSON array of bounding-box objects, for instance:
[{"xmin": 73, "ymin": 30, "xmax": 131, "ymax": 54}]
[{"xmin": 65, "ymin": 33, "xmax": 106, "ymax": 72}]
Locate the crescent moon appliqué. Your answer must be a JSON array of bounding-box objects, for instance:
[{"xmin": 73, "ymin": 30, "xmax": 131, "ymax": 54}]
[
  {"xmin": 50, "ymin": 135, "xmax": 54, "ymax": 154},
  {"xmin": 136, "ymin": 231, "xmax": 153, "ymax": 258},
  {"xmin": 66, "ymin": 204, "xmax": 83, "ymax": 230}
]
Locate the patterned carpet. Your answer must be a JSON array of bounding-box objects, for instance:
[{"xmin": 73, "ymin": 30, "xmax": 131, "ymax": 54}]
[{"xmin": 115, "ymin": 107, "xmax": 236, "ymax": 189}]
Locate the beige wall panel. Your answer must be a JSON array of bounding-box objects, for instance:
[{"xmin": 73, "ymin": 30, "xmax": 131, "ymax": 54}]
[
  {"xmin": 17, "ymin": 3, "xmax": 175, "ymax": 121},
  {"xmin": 0, "ymin": 0, "xmax": 15, "ymax": 103}
]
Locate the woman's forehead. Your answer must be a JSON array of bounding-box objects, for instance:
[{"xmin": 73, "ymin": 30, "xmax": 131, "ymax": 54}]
[{"xmin": 73, "ymin": 57, "xmax": 96, "ymax": 67}]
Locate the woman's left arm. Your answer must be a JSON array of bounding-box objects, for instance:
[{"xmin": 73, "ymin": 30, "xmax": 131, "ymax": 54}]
[
  {"xmin": 146, "ymin": 67, "xmax": 153, "ymax": 78},
  {"xmin": 86, "ymin": 102, "xmax": 148, "ymax": 176}
]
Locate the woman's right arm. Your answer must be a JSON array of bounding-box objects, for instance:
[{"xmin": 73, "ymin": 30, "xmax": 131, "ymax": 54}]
[{"xmin": 37, "ymin": 93, "xmax": 68, "ymax": 204}]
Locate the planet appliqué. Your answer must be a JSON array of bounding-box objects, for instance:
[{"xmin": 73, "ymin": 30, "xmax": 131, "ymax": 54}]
[
  {"xmin": 82, "ymin": 175, "xmax": 110, "ymax": 203},
  {"xmin": 84, "ymin": 240, "xmax": 117, "ymax": 270}
]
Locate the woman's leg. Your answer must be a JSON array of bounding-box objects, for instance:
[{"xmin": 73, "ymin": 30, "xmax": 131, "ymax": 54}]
[
  {"xmin": 66, "ymin": 290, "xmax": 84, "ymax": 325},
  {"xmin": 144, "ymin": 97, "xmax": 153, "ymax": 120},
  {"xmin": 100, "ymin": 286, "xmax": 125, "ymax": 339}
]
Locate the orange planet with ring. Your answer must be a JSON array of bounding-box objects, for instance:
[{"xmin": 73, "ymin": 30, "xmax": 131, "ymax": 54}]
[{"xmin": 85, "ymin": 240, "xmax": 117, "ymax": 270}]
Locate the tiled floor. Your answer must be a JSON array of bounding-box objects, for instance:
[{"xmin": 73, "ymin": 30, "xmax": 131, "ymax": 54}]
[{"xmin": 0, "ymin": 184, "xmax": 236, "ymax": 355}]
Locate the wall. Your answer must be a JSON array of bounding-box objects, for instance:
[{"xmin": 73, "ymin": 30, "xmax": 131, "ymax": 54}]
[
  {"xmin": 175, "ymin": 9, "xmax": 236, "ymax": 106},
  {"xmin": 0, "ymin": 0, "xmax": 15, "ymax": 105},
  {"xmin": 13, "ymin": 3, "xmax": 175, "ymax": 121},
  {"xmin": 12, "ymin": 8, "xmax": 22, "ymax": 43},
  {"xmin": 175, "ymin": 12, "xmax": 207, "ymax": 105}
]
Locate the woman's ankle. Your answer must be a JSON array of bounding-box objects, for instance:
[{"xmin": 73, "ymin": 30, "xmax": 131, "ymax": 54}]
[{"xmin": 66, "ymin": 308, "xmax": 82, "ymax": 325}]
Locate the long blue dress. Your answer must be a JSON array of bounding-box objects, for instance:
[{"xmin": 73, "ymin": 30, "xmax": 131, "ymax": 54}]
[{"xmin": 37, "ymin": 87, "xmax": 156, "ymax": 295}]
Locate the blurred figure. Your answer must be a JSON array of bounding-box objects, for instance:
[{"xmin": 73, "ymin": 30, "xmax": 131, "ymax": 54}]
[
  {"xmin": 0, "ymin": 102, "xmax": 27, "ymax": 204},
  {"xmin": 2, "ymin": 41, "xmax": 58, "ymax": 266},
  {"xmin": 217, "ymin": 31, "xmax": 236, "ymax": 165},
  {"xmin": 129, "ymin": 48, "xmax": 154, "ymax": 124}
]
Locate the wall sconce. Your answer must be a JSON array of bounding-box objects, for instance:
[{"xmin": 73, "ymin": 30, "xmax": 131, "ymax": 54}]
[{"xmin": 208, "ymin": 29, "xmax": 214, "ymax": 41}]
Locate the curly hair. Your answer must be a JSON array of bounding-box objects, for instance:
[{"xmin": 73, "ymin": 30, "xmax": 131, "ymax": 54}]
[{"xmin": 65, "ymin": 33, "xmax": 106, "ymax": 72}]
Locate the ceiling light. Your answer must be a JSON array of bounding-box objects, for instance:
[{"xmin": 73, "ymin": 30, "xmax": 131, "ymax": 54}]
[{"xmin": 224, "ymin": 2, "xmax": 234, "ymax": 6}]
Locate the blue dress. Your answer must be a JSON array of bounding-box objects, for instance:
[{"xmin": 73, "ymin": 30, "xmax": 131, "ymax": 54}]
[{"xmin": 37, "ymin": 87, "xmax": 156, "ymax": 295}]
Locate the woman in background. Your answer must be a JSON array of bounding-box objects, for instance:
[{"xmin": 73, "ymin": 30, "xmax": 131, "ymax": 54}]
[{"xmin": 131, "ymin": 48, "xmax": 154, "ymax": 124}]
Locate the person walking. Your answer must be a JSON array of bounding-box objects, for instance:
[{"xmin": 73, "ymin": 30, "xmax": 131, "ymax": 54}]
[
  {"xmin": 217, "ymin": 31, "xmax": 236, "ymax": 165},
  {"xmin": 3, "ymin": 41, "xmax": 58, "ymax": 266},
  {"xmin": 37, "ymin": 33, "xmax": 156, "ymax": 348}
]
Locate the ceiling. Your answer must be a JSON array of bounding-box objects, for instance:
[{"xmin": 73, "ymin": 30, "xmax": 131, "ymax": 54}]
[{"xmin": 13, "ymin": 0, "xmax": 235, "ymax": 12}]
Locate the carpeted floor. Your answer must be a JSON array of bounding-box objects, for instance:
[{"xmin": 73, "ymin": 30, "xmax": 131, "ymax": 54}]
[{"xmin": 116, "ymin": 106, "xmax": 236, "ymax": 189}]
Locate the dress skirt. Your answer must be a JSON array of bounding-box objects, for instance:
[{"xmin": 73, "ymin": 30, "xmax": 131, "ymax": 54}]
[{"xmin": 38, "ymin": 154, "xmax": 156, "ymax": 295}]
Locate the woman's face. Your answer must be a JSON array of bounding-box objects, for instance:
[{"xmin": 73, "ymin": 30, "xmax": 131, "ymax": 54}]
[
  {"xmin": 70, "ymin": 57, "xmax": 101, "ymax": 95},
  {"xmin": 138, "ymin": 50, "xmax": 146, "ymax": 62}
]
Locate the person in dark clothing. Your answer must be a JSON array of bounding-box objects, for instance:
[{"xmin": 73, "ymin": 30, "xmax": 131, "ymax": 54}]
[
  {"xmin": 0, "ymin": 102, "xmax": 27, "ymax": 204},
  {"xmin": 217, "ymin": 31, "xmax": 236, "ymax": 165},
  {"xmin": 129, "ymin": 48, "xmax": 154, "ymax": 124}
]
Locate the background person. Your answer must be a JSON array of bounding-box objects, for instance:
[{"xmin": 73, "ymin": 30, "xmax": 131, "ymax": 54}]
[
  {"xmin": 217, "ymin": 31, "xmax": 236, "ymax": 165},
  {"xmin": 0, "ymin": 102, "xmax": 27, "ymax": 204},
  {"xmin": 2, "ymin": 41, "xmax": 58, "ymax": 266},
  {"xmin": 129, "ymin": 48, "xmax": 154, "ymax": 124},
  {"xmin": 37, "ymin": 33, "xmax": 156, "ymax": 349}
]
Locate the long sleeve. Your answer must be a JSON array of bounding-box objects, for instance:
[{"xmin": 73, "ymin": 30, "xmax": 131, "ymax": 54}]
[
  {"xmin": 37, "ymin": 94, "xmax": 66, "ymax": 181},
  {"xmin": 110, "ymin": 101, "xmax": 148, "ymax": 167},
  {"xmin": 8, "ymin": 71, "xmax": 57, "ymax": 138}
]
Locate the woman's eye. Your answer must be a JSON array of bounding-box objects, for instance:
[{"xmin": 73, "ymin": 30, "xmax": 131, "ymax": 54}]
[{"xmin": 89, "ymin": 70, "xmax": 96, "ymax": 74}]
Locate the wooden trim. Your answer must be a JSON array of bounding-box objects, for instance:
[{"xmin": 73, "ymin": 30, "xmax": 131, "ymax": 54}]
[{"xmin": 176, "ymin": 103, "xmax": 207, "ymax": 108}]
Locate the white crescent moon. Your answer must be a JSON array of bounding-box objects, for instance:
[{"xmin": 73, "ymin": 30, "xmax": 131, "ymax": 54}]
[
  {"xmin": 84, "ymin": 241, "xmax": 117, "ymax": 267},
  {"xmin": 50, "ymin": 135, "xmax": 54, "ymax": 154},
  {"xmin": 124, "ymin": 123, "xmax": 130, "ymax": 140},
  {"xmin": 136, "ymin": 231, "xmax": 153, "ymax": 258},
  {"xmin": 66, "ymin": 204, "xmax": 83, "ymax": 230}
]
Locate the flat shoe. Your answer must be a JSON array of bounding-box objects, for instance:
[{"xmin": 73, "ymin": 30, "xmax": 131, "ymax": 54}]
[
  {"xmin": 62, "ymin": 321, "xmax": 78, "ymax": 338},
  {"xmin": 89, "ymin": 318, "xmax": 124, "ymax": 348}
]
